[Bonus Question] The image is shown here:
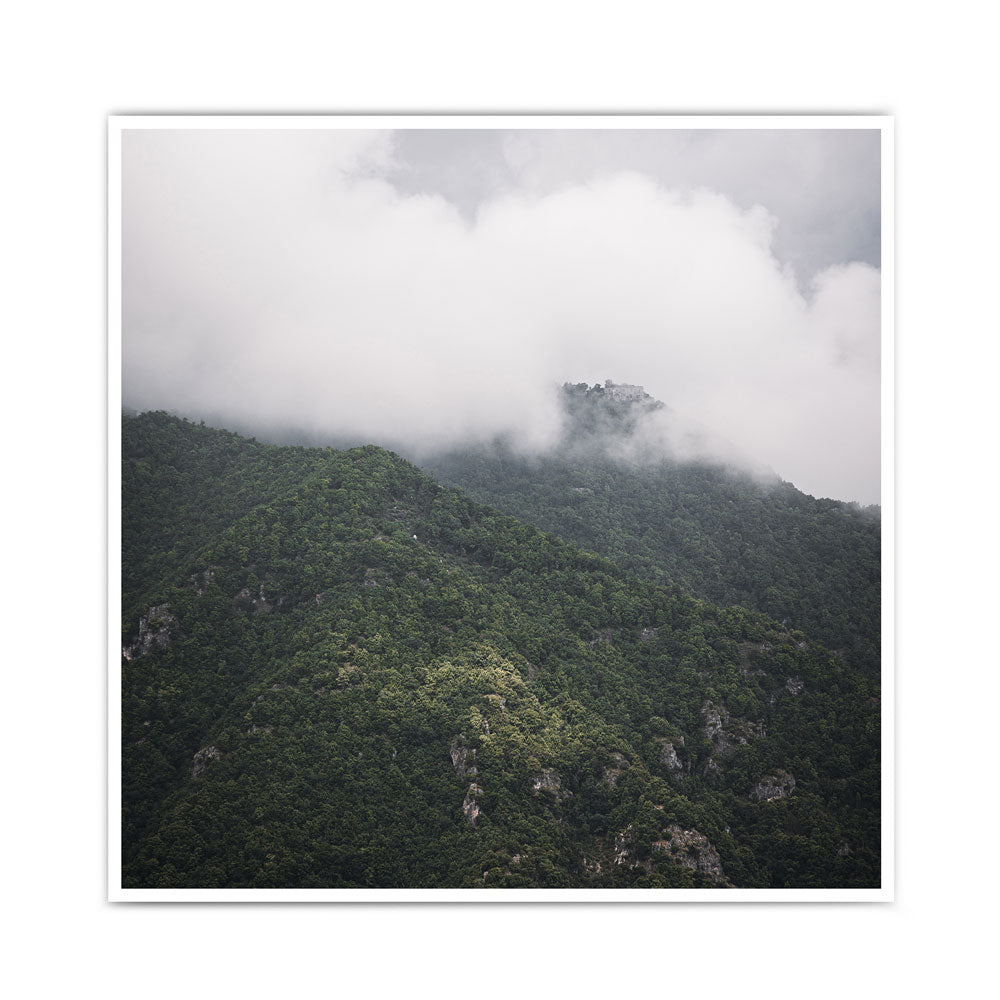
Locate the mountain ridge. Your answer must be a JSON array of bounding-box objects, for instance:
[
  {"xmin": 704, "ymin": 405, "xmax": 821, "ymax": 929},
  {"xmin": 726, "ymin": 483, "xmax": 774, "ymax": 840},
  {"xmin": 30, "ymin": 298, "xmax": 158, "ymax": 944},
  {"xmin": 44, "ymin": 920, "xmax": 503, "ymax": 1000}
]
[
  {"xmin": 121, "ymin": 412, "xmax": 879, "ymax": 889},
  {"xmin": 423, "ymin": 381, "xmax": 881, "ymax": 676}
]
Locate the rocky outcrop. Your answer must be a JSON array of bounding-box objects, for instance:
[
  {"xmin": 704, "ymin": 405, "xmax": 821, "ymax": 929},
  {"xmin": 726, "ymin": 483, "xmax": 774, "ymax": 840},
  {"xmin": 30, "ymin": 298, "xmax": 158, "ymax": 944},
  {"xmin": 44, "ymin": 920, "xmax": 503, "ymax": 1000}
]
[
  {"xmin": 785, "ymin": 676, "xmax": 804, "ymax": 695},
  {"xmin": 253, "ymin": 583, "xmax": 273, "ymax": 613},
  {"xmin": 233, "ymin": 583, "xmax": 272, "ymax": 614},
  {"xmin": 192, "ymin": 745, "xmax": 222, "ymax": 779},
  {"xmin": 190, "ymin": 567, "xmax": 217, "ymax": 596},
  {"xmin": 462, "ymin": 783, "xmax": 483, "ymax": 826},
  {"xmin": 612, "ymin": 825, "xmax": 634, "ymax": 866},
  {"xmin": 531, "ymin": 769, "xmax": 568, "ymax": 801},
  {"xmin": 702, "ymin": 701, "xmax": 727, "ymax": 742},
  {"xmin": 450, "ymin": 739, "xmax": 477, "ymax": 778},
  {"xmin": 654, "ymin": 737, "xmax": 686, "ymax": 775},
  {"xmin": 611, "ymin": 822, "xmax": 727, "ymax": 884},
  {"xmin": 652, "ymin": 824, "xmax": 726, "ymax": 882},
  {"xmin": 702, "ymin": 701, "xmax": 766, "ymax": 780},
  {"xmin": 123, "ymin": 604, "xmax": 177, "ymax": 660},
  {"xmin": 603, "ymin": 752, "xmax": 628, "ymax": 787},
  {"xmin": 639, "ymin": 626, "xmax": 659, "ymax": 642},
  {"xmin": 750, "ymin": 770, "xmax": 796, "ymax": 802}
]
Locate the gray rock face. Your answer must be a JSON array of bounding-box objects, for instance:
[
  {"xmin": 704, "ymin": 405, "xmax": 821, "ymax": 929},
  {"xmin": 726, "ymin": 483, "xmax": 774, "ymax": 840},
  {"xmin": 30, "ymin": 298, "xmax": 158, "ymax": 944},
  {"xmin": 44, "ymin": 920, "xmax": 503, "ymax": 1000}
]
[
  {"xmin": 639, "ymin": 626, "xmax": 659, "ymax": 642},
  {"xmin": 531, "ymin": 769, "xmax": 568, "ymax": 800},
  {"xmin": 192, "ymin": 745, "xmax": 222, "ymax": 779},
  {"xmin": 704, "ymin": 757, "xmax": 723, "ymax": 781},
  {"xmin": 462, "ymin": 783, "xmax": 483, "ymax": 826},
  {"xmin": 252, "ymin": 583, "xmax": 273, "ymax": 613},
  {"xmin": 123, "ymin": 604, "xmax": 177, "ymax": 660},
  {"xmin": 450, "ymin": 739, "xmax": 478, "ymax": 778},
  {"xmin": 233, "ymin": 583, "xmax": 272, "ymax": 614},
  {"xmin": 655, "ymin": 738, "xmax": 685, "ymax": 774},
  {"xmin": 652, "ymin": 824, "xmax": 726, "ymax": 881},
  {"xmin": 750, "ymin": 770, "xmax": 796, "ymax": 802},
  {"xmin": 701, "ymin": 701, "xmax": 766, "ymax": 780},
  {"xmin": 613, "ymin": 822, "xmax": 728, "ymax": 884},
  {"xmin": 785, "ymin": 676, "xmax": 804, "ymax": 695},
  {"xmin": 612, "ymin": 826, "xmax": 634, "ymax": 866},
  {"xmin": 702, "ymin": 701, "xmax": 727, "ymax": 741},
  {"xmin": 603, "ymin": 752, "xmax": 628, "ymax": 787}
]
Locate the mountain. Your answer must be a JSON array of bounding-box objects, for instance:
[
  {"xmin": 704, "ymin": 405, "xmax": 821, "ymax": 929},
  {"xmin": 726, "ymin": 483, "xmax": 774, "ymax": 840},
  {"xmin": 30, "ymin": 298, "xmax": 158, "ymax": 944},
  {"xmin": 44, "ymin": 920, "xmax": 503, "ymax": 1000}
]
[
  {"xmin": 121, "ymin": 412, "xmax": 879, "ymax": 889},
  {"xmin": 422, "ymin": 381, "xmax": 881, "ymax": 677}
]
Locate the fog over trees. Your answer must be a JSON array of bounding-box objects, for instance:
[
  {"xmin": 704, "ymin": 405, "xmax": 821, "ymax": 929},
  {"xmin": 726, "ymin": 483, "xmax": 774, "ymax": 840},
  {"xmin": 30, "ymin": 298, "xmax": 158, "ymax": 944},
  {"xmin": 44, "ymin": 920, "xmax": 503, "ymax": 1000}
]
[{"xmin": 123, "ymin": 128, "xmax": 880, "ymax": 503}]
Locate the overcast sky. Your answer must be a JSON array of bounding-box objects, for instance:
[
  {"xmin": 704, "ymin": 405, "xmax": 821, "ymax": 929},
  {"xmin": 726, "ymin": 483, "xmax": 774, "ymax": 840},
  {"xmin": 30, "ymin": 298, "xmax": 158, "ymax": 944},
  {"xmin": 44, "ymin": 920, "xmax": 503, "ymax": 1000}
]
[{"xmin": 122, "ymin": 126, "xmax": 881, "ymax": 503}]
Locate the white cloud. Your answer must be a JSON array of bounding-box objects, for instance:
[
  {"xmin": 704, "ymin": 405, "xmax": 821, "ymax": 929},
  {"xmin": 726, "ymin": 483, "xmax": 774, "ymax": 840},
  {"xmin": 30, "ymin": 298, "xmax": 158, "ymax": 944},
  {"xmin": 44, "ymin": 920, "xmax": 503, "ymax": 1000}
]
[{"xmin": 123, "ymin": 129, "xmax": 881, "ymax": 503}]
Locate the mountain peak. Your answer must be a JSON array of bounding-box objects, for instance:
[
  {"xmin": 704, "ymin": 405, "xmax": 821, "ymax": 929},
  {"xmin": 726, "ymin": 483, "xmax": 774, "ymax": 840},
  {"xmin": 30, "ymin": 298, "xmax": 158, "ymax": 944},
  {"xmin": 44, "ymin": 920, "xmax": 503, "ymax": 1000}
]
[
  {"xmin": 559, "ymin": 380, "xmax": 668, "ymax": 450},
  {"xmin": 563, "ymin": 380, "xmax": 652, "ymax": 404},
  {"xmin": 602, "ymin": 380, "xmax": 647, "ymax": 402}
]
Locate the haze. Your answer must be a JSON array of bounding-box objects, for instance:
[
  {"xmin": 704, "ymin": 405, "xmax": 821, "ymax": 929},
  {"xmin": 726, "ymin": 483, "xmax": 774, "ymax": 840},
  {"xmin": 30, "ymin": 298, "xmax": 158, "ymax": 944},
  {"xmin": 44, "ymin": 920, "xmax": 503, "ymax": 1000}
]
[{"xmin": 122, "ymin": 127, "xmax": 881, "ymax": 504}]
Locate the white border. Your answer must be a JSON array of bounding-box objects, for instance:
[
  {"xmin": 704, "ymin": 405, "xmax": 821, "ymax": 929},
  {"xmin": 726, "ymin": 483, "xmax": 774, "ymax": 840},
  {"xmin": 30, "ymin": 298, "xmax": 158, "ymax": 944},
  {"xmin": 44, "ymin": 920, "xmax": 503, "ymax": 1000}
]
[
  {"xmin": 108, "ymin": 114, "xmax": 893, "ymax": 903},
  {"xmin": 110, "ymin": 113, "xmax": 886, "ymax": 131},
  {"xmin": 880, "ymin": 119, "xmax": 895, "ymax": 902},
  {"xmin": 109, "ymin": 119, "xmax": 123, "ymax": 897}
]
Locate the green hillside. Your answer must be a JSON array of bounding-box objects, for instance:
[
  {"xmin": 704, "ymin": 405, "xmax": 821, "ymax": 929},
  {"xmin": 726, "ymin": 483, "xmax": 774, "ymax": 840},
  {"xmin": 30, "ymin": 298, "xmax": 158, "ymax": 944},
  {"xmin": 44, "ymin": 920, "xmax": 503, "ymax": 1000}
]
[
  {"xmin": 121, "ymin": 412, "xmax": 879, "ymax": 889},
  {"xmin": 423, "ymin": 382, "xmax": 881, "ymax": 677}
]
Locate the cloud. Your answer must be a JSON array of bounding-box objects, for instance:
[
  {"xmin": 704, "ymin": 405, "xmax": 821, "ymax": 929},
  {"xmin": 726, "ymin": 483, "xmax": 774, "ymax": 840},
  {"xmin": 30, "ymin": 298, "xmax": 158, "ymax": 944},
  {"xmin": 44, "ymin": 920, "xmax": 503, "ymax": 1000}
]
[
  {"xmin": 388, "ymin": 128, "xmax": 882, "ymax": 278},
  {"xmin": 122, "ymin": 129, "xmax": 881, "ymax": 503}
]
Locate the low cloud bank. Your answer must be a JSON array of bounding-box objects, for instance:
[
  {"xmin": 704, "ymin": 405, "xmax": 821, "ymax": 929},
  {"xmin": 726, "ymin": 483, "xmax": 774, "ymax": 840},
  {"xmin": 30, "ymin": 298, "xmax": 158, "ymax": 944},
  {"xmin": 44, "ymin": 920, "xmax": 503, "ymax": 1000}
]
[{"xmin": 123, "ymin": 130, "xmax": 880, "ymax": 504}]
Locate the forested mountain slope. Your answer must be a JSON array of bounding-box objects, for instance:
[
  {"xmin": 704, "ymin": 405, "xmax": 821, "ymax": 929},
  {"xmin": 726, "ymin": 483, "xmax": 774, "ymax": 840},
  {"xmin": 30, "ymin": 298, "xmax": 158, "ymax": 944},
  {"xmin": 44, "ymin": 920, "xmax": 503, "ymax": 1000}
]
[
  {"xmin": 423, "ymin": 382, "xmax": 881, "ymax": 676},
  {"xmin": 122, "ymin": 412, "xmax": 879, "ymax": 889}
]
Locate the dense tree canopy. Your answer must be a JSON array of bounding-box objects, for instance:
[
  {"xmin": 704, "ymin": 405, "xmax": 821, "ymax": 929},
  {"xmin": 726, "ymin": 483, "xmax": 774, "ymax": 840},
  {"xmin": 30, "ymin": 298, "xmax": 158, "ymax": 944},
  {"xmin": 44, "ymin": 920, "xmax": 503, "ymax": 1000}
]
[
  {"xmin": 423, "ymin": 383, "xmax": 881, "ymax": 677},
  {"xmin": 122, "ymin": 412, "xmax": 879, "ymax": 889}
]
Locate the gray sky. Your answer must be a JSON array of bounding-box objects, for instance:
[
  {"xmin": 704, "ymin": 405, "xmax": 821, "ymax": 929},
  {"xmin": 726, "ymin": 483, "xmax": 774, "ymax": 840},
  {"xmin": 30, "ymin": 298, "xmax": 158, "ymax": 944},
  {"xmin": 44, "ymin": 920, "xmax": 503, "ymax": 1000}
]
[
  {"xmin": 122, "ymin": 126, "xmax": 881, "ymax": 503},
  {"xmin": 386, "ymin": 129, "xmax": 881, "ymax": 280}
]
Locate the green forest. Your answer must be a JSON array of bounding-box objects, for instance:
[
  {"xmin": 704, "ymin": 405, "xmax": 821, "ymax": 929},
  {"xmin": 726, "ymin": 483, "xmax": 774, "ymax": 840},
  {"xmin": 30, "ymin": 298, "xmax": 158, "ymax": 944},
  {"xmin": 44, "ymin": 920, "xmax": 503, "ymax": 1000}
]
[
  {"xmin": 121, "ymin": 408, "xmax": 880, "ymax": 889},
  {"xmin": 424, "ymin": 382, "xmax": 881, "ymax": 677}
]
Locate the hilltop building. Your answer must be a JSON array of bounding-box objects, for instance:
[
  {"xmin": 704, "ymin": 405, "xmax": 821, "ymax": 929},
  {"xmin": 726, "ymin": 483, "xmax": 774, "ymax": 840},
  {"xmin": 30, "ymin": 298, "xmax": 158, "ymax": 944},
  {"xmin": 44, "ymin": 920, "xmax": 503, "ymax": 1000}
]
[{"xmin": 603, "ymin": 380, "xmax": 646, "ymax": 403}]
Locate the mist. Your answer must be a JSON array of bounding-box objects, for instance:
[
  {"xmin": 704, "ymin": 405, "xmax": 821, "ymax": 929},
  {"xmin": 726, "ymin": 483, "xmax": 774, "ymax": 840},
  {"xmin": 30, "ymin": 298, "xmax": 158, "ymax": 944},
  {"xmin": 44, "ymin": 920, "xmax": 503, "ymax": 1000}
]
[{"xmin": 122, "ymin": 128, "xmax": 881, "ymax": 504}]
